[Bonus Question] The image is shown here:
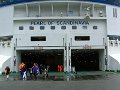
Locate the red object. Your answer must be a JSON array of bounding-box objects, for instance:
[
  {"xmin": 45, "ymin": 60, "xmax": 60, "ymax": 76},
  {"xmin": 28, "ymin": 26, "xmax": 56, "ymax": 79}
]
[{"xmin": 58, "ymin": 65, "xmax": 63, "ymax": 72}]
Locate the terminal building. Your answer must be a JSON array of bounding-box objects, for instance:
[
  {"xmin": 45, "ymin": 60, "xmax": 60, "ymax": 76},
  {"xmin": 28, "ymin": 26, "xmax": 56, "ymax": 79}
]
[{"xmin": 0, "ymin": 0, "xmax": 120, "ymax": 74}]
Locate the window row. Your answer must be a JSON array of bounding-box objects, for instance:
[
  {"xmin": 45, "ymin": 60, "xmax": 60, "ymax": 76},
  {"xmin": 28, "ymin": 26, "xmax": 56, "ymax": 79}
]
[
  {"xmin": 19, "ymin": 26, "xmax": 98, "ymax": 30},
  {"xmin": 107, "ymin": 35, "xmax": 120, "ymax": 41},
  {"xmin": 31, "ymin": 36, "xmax": 90, "ymax": 41},
  {"xmin": 0, "ymin": 42, "xmax": 11, "ymax": 47},
  {"xmin": 109, "ymin": 40, "xmax": 120, "ymax": 47}
]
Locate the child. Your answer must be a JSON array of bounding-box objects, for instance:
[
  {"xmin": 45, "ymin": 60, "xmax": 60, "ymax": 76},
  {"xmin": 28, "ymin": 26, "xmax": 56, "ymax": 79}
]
[{"xmin": 44, "ymin": 68, "xmax": 48, "ymax": 79}]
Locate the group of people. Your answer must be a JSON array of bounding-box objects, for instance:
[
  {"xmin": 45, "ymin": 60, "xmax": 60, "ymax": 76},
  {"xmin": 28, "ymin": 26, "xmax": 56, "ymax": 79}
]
[
  {"xmin": 4, "ymin": 63, "xmax": 63, "ymax": 80},
  {"xmin": 19, "ymin": 62, "xmax": 49, "ymax": 80}
]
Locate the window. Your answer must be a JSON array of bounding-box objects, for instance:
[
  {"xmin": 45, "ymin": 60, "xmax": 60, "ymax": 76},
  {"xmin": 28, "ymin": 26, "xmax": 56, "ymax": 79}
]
[
  {"xmin": 118, "ymin": 36, "xmax": 120, "ymax": 41},
  {"xmin": 75, "ymin": 36, "xmax": 90, "ymax": 41},
  {"xmin": 82, "ymin": 26, "xmax": 87, "ymax": 30},
  {"xmin": 31, "ymin": 36, "xmax": 46, "ymax": 41},
  {"xmin": 113, "ymin": 8, "xmax": 117, "ymax": 18},
  {"xmin": 108, "ymin": 35, "xmax": 117, "ymax": 40},
  {"xmin": 93, "ymin": 26, "xmax": 98, "ymax": 30},
  {"xmin": 40, "ymin": 26, "xmax": 45, "ymax": 30},
  {"xmin": 109, "ymin": 37, "xmax": 117, "ymax": 40},
  {"xmin": 2, "ymin": 43, "xmax": 5, "ymax": 47},
  {"xmin": 29, "ymin": 26, "xmax": 34, "ymax": 30},
  {"xmin": 61, "ymin": 26, "xmax": 66, "ymax": 30},
  {"xmin": 107, "ymin": 35, "xmax": 120, "ymax": 41},
  {"xmin": 72, "ymin": 26, "xmax": 77, "ymax": 29},
  {"xmin": 51, "ymin": 26, "xmax": 55, "ymax": 30},
  {"xmin": 19, "ymin": 26, "xmax": 24, "ymax": 30},
  {"xmin": 109, "ymin": 41, "xmax": 113, "ymax": 46},
  {"xmin": 68, "ymin": 11, "xmax": 73, "ymax": 16}
]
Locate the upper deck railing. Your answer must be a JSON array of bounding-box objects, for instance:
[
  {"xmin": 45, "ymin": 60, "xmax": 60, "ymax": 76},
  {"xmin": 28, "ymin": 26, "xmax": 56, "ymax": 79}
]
[{"xmin": 0, "ymin": 0, "xmax": 120, "ymax": 7}]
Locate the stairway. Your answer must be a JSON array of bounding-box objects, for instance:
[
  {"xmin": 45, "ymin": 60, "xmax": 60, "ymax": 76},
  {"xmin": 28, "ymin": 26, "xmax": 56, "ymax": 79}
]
[
  {"xmin": 109, "ymin": 54, "xmax": 120, "ymax": 71},
  {"xmin": 0, "ymin": 55, "xmax": 11, "ymax": 75}
]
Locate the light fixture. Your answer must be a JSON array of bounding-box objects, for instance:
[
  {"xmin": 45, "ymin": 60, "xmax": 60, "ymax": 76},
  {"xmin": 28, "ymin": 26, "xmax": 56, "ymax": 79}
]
[
  {"xmin": 99, "ymin": 10, "xmax": 103, "ymax": 17},
  {"xmin": 86, "ymin": 6, "xmax": 91, "ymax": 11},
  {"xmin": 84, "ymin": 6, "xmax": 91, "ymax": 20},
  {"xmin": 110, "ymin": 41, "xmax": 113, "ymax": 45},
  {"xmin": 84, "ymin": 14, "xmax": 90, "ymax": 20}
]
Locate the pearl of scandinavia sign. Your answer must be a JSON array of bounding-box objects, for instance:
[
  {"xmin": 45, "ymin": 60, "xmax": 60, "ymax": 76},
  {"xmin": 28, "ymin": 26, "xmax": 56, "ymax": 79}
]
[{"xmin": 30, "ymin": 20, "xmax": 89, "ymax": 25}]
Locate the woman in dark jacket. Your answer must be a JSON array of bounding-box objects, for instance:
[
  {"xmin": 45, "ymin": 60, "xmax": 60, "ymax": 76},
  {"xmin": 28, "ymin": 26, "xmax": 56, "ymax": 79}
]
[{"xmin": 5, "ymin": 66, "xmax": 10, "ymax": 80}]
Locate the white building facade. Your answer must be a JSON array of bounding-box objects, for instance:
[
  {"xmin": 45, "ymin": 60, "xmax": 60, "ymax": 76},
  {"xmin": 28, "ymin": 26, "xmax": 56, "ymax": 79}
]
[{"xmin": 0, "ymin": 0, "xmax": 120, "ymax": 74}]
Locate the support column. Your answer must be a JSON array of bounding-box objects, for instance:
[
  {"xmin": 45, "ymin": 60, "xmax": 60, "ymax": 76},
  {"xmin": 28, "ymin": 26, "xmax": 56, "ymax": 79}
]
[
  {"xmin": 66, "ymin": 34, "xmax": 71, "ymax": 72},
  {"xmin": 66, "ymin": 45, "xmax": 69, "ymax": 72}
]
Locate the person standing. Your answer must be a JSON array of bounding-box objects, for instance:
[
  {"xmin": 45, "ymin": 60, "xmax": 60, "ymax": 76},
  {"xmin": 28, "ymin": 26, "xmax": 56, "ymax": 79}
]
[
  {"xmin": 5, "ymin": 66, "xmax": 10, "ymax": 80},
  {"xmin": 22, "ymin": 64, "xmax": 27, "ymax": 80},
  {"xmin": 58, "ymin": 65, "xmax": 60, "ymax": 72},
  {"xmin": 29, "ymin": 67, "xmax": 33, "ymax": 79},
  {"xmin": 60, "ymin": 65, "xmax": 63, "ymax": 72},
  {"xmin": 19, "ymin": 62, "xmax": 25, "ymax": 79},
  {"xmin": 39, "ymin": 64, "xmax": 43, "ymax": 75},
  {"xmin": 44, "ymin": 68, "xmax": 48, "ymax": 79},
  {"xmin": 47, "ymin": 65, "xmax": 50, "ymax": 72},
  {"xmin": 32, "ymin": 63, "xmax": 39, "ymax": 80}
]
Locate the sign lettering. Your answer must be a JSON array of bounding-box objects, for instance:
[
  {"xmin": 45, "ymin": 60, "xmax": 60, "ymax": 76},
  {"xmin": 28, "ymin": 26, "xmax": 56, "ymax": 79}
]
[
  {"xmin": 31, "ymin": 20, "xmax": 89, "ymax": 26},
  {"xmin": 34, "ymin": 47, "xmax": 43, "ymax": 50},
  {"xmin": 83, "ymin": 44, "xmax": 91, "ymax": 49}
]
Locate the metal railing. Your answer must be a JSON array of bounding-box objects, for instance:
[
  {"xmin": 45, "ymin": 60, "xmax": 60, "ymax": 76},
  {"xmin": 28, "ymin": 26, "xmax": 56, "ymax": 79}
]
[{"xmin": 0, "ymin": 0, "xmax": 120, "ymax": 7}]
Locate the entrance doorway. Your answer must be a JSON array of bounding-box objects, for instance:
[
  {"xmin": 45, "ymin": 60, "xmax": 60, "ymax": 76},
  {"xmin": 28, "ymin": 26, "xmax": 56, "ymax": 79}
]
[
  {"xmin": 71, "ymin": 49, "xmax": 99, "ymax": 71},
  {"xmin": 20, "ymin": 49, "xmax": 64, "ymax": 72}
]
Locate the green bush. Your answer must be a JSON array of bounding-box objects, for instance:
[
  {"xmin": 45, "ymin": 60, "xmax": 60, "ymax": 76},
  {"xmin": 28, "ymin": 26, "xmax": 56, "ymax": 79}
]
[{"xmin": 2, "ymin": 72, "xmax": 5, "ymax": 75}]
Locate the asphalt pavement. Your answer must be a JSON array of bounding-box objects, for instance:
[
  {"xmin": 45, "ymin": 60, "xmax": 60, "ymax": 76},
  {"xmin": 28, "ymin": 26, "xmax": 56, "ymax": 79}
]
[{"xmin": 0, "ymin": 71, "xmax": 120, "ymax": 90}]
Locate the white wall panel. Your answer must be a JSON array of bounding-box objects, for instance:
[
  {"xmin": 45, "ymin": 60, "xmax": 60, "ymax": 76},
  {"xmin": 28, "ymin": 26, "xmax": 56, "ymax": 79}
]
[{"xmin": 0, "ymin": 6, "xmax": 13, "ymax": 36}]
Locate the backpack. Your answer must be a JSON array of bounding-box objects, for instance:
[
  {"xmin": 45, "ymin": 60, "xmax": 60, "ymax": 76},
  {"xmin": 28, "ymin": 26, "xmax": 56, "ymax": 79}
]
[
  {"xmin": 19, "ymin": 64, "xmax": 22, "ymax": 70},
  {"xmin": 19, "ymin": 63, "xmax": 25, "ymax": 70}
]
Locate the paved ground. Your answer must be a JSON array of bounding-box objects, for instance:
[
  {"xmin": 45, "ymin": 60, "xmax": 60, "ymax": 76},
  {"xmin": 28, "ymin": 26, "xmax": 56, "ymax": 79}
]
[{"xmin": 0, "ymin": 71, "xmax": 120, "ymax": 90}]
